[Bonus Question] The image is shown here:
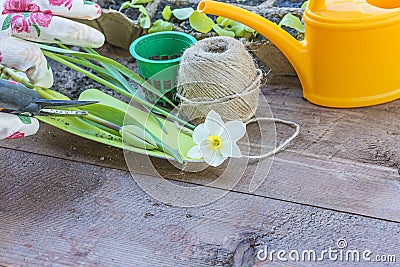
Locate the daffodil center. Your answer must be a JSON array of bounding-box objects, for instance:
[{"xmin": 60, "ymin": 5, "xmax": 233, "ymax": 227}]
[{"xmin": 208, "ymin": 135, "xmax": 222, "ymax": 150}]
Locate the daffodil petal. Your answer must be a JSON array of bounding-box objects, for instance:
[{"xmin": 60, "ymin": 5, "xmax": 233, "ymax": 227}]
[
  {"xmin": 205, "ymin": 110, "xmax": 225, "ymax": 136},
  {"xmin": 203, "ymin": 151, "xmax": 219, "ymax": 166},
  {"xmin": 209, "ymin": 154, "xmax": 227, "ymax": 167},
  {"xmin": 187, "ymin": 145, "xmax": 202, "ymax": 159},
  {"xmin": 199, "ymin": 139, "xmax": 214, "ymax": 158},
  {"xmin": 192, "ymin": 123, "xmax": 210, "ymax": 144},
  {"xmin": 199, "ymin": 140, "xmax": 227, "ymax": 167},
  {"xmin": 220, "ymin": 141, "xmax": 232, "ymax": 157},
  {"xmin": 224, "ymin": 121, "xmax": 246, "ymax": 142},
  {"xmin": 220, "ymin": 141, "xmax": 242, "ymax": 158},
  {"xmin": 230, "ymin": 142, "xmax": 242, "ymax": 158}
]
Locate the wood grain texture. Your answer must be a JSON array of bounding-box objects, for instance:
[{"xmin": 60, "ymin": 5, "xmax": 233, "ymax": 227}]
[
  {"xmin": 263, "ymin": 86, "xmax": 400, "ymax": 169},
  {"xmin": 1, "ymin": 84, "xmax": 399, "ymax": 222},
  {"xmin": 0, "ymin": 147, "xmax": 399, "ymax": 266}
]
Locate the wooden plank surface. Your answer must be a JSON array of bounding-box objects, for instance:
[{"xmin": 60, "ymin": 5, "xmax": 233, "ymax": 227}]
[
  {"xmin": 263, "ymin": 85, "xmax": 400, "ymax": 169},
  {"xmin": 0, "ymin": 147, "xmax": 399, "ymax": 266},
  {"xmin": 2, "ymin": 84, "xmax": 399, "ymax": 222}
]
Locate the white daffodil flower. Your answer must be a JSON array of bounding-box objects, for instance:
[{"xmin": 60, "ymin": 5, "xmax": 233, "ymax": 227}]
[{"xmin": 187, "ymin": 110, "xmax": 246, "ymax": 167}]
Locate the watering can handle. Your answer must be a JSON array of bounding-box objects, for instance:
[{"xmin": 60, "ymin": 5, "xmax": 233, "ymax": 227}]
[{"xmin": 308, "ymin": 0, "xmax": 326, "ymax": 12}]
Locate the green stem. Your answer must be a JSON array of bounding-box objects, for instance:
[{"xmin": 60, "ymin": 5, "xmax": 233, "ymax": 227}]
[
  {"xmin": 56, "ymin": 54, "xmax": 123, "ymax": 86},
  {"xmin": 44, "ymin": 50, "xmax": 132, "ymax": 98},
  {"xmin": 85, "ymin": 113, "xmax": 121, "ymax": 132},
  {"xmin": 83, "ymin": 47, "xmax": 137, "ymax": 95}
]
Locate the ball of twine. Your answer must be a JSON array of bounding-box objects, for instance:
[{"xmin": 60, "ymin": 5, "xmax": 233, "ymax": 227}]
[{"xmin": 176, "ymin": 36, "xmax": 262, "ymax": 123}]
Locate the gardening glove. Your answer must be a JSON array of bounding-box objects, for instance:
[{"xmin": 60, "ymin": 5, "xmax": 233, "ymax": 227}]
[
  {"xmin": 0, "ymin": 112, "xmax": 39, "ymax": 139},
  {"xmin": 0, "ymin": 0, "xmax": 104, "ymax": 140},
  {"xmin": 0, "ymin": 0, "xmax": 104, "ymax": 88}
]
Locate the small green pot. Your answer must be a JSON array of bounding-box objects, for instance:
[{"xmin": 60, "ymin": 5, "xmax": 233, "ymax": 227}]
[{"xmin": 130, "ymin": 31, "xmax": 197, "ymax": 107}]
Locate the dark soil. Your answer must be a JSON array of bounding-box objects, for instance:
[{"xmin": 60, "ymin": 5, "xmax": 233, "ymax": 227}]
[
  {"xmin": 154, "ymin": 2, "xmax": 199, "ymax": 32},
  {"xmin": 274, "ymin": 0, "xmax": 304, "ymax": 8},
  {"xmin": 216, "ymin": 0, "xmax": 265, "ymax": 5},
  {"xmin": 98, "ymin": 0, "xmax": 141, "ymax": 20}
]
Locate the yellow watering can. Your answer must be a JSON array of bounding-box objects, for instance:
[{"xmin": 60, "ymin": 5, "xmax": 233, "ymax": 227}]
[{"xmin": 198, "ymin": 0, "xmax": 400, "ymax": 108}]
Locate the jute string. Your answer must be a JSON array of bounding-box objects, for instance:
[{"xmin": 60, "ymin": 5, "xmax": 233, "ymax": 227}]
[
  {"xmin": 242, "ymin": 117, "xmax": 300, "ymax": 159},
  {"xmin": 177, "ymin": 36, "xmax": 261, "ymax": 122}
]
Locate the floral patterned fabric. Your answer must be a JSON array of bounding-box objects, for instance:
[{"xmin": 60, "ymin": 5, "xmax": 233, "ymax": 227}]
[
  {"xmin": 0, "ymin": 0, "xmax": 104, "ymax": 87},
  {"xmin": 0, "ymin": 113, "xmax": 39, "ymax": 139},
  {"xmin": 0, "ymin": 0, "xmax": 105, "ymax": 140}
]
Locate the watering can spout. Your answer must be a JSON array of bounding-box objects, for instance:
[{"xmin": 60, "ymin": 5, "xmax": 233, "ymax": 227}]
[{"xmin": 197, "ymin": 0, "xmax": 310, "ymax": 87}]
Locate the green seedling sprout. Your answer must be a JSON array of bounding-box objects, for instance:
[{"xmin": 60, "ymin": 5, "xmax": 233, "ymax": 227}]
[
  {"xmin": 119, "ymin": 0, "xmax": 153, "ymax": 28},
  {"xmin": 148, "ymin": 6, "xmax": 256, "ymax": 39}
]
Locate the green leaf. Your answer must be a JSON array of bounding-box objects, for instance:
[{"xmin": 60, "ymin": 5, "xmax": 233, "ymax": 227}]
[
  {"xmin": 80, "ymin": 102, "xmax": 148, "ymax": 134},
  {"xmin": 18, "ymin": 115, "xmax": 32, "ymax": 125},
  {"xmin": 216, "ymin": 17, "xmax": 256, "ymax": 38},
  {"xmin": 189, "ymin": 11, "xmax": 215, "ymax": 33},
  {"xmin": 172, "ymin": 7, "xmax": 194, "ymax": 20},
  {"xmin": 133, "ymin": 4, "xmax": 148, "ymax": 16},
  {"xmin": 36, "ymin": 87, "xmax": 71, "ymax": 101},
  {"xmin": 2, "ymin": 14, "xmax": 12, "ymax": 31},
  {"xmin": 212, "ymin": 25, "xmax": 235, "ymax": 37},
  {"xmin": 149, "ymin": 19, "xmax": 173, "ymax": 33},
  {"xmin": 162, "ymin": 6, "xmax": 172, "ymax": 21},
  {"xmin": 278, "ymin": 13, "xmax": 305, "ymax": 33},
  {"xmin": 83, "ymin": 47, "xmax": 138, "ymax": 96},
  {"xmin": 83, "ymin": 104, "xmax": 128, "ymax": 126},
  {"xmin": 119, "ymin": 1, "xmax": 131, "ymax": 10},
  {"xmin": 301, "ymin": 0, "xmax": 309, "ymax": 9},
  {"xmin": 37, "ymin": 115, "xmax": 127, "ymax": 152},
  {"xmin": 56, "ymin": 54, "xmax": 125, "ymax": 88},
  {"xmin": 120, "ymin": 125, "xmax": 158, "ymax": 150},
  {"xmin": 140, "ymin": 15, "xmax": 151, "ymax": 28},
  {"xmin": 83, "ymin": 0, "xmax": 95, "ymax": 5},
  {"xmin": 79, "ymin": 89, "xmax": 195, "ymax": 162},
  {"xmin": 135, "ymin": 5, "xmax": 151, "ymax": 28},
  {"xmin": 37, "ymin": 88, "xmax": 169, "ymax": 158},
  {"xmin": 230, "ymin": 21, "xmax": 255, "ymax": 37},
  {"xmin": 133, "ymin": 0, "xmax": 153, "ymax": 4},
  {"xmin": 216, "ymin": 16, "xmax": 224, "ymax": 25},
  {"xmin": 33, "ymin": 23, "xmax": 41, "ymax": 37},
  {"xmin": 216, "ymin": 17, "xmax": 235, "ymax": 27}
]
